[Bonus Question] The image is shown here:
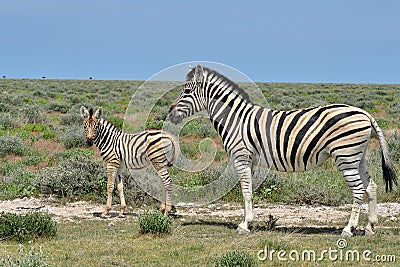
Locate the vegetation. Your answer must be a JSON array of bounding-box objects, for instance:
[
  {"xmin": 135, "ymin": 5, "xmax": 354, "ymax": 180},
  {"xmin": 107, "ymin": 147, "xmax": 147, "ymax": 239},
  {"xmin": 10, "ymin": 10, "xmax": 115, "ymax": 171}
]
[
  {"xmin": 0, "ymin": 218, "xmax": 398, "ymax": 266},
  {"xmin": 0, "ymin": 212, "xmax": 57, "ymax": 242},
  {"xmin": 214, "ymin": 250, "xmax": 257, "ymax": 267},
  {"xmin": 0, "ymin": 245, "xmax": 50, "ymax": 267},
  {"xmin": 0, "ymin": 79, "xmax": 399, "ymax": 265},
  {"xmin": 138, "ymin": 210, "xmax": 173, "ymax": 235}
]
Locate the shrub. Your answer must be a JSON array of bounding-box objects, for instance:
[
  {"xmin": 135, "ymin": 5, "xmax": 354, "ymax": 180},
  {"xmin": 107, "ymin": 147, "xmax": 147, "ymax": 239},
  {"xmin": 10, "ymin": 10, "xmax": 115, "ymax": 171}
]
[
  {"xmin": 180, "ymin": 118, "xmax": 218, "ymax": 138},
  {"xmin": 52, "ymin": 148, "xmax": 94, "ymax": 163},
  {"xmin": 0, "ymin": 102, "xmax": 10, "ymax": 113},
  {"xmin": 22, "ymin": 124, "xmax": 56, "ymax": 139},
  {"xmin": 0, "ymin": 167, "xmax": 37, "ymax": 200},
  {"xmin": 42, "ymin": 130, "xmax": 56, "ymax": 140},
  {"xmin": 33, "ymin": 156, "xmax": 107, "ymax": 199},
  {"xmin": 388, "ymin": 131, "xmax": 400, "ymax": 162},
  {"xmin": 23, "ymin": 123, "xmax": 50, "ymax": 133},
  {"xmin": 60, "ymin": 113, "xmax": 82, "ymax": 126},
  {"xmin": 0, "ymin": 134, "xmax": 27, "ymax": 156},
  {"xmin": 0, "ymin": 113, "xmax": 15, "ymax": 130},
  {"xmin": 214, "ymin": 250, "xmax": 257, "ymax": 267},
  {"xmin": 1, "ymin": 245, "xmax": 50, "ymax": 267},
  {"xmin": 58, "ymin": 126, "xmax": 86, "ymax": 149},
  {"xmin": 45, "ymin": 101, "xmax": 70, "ymax": 113},
  {"xmin": 0, "ymin": 212, "xmax": 57, "ymax": 242},
  {"xmin": 141, "ymin": 120, "xmax": 164, "ymax": 130},
  {"xmin": 138, "ymin": 210, "xmax": 173, "ymax": 235},
  {"xmin": 19, "ymin": 105, "xmax": 47, "ymax": 124}
]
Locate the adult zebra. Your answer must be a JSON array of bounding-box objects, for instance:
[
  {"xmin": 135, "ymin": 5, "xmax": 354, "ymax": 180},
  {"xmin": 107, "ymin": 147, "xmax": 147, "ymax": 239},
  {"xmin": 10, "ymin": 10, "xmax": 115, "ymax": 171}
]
[
  {"xmin": 168, "ymin": 65, "xmax": 397, "ymax": 237},
  {"xmin": 80, "ymin": 106, "xmax": 176, "ymax": 217}
]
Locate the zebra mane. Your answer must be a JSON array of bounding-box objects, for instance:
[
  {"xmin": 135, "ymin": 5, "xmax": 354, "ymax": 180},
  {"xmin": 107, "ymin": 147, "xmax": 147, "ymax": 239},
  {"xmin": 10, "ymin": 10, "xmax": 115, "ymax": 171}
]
[
  {"xmin": 99, "ymin": 118, "xmax": 122, "ymax": 133},
  {"xmin": 186, "ymin": 66, "xmax": 252, "ymax": 103}
]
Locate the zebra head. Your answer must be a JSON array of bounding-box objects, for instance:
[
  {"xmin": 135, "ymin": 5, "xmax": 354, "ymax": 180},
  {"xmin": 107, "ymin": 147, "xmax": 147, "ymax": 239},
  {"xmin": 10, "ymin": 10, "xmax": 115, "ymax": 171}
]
[
  {"xmin": 80, "ymin": 106, "xmax": 103, "ymax": 146},
  {"xmin": 168, "ymin": 64, "xmax": 206, "ymax": 124}
]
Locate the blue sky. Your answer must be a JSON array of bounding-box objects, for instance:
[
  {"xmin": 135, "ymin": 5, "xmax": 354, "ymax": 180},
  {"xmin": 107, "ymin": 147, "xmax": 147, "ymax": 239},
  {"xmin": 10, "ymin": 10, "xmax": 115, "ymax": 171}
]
[{"xmin": 1, "ymin": 0, "xmax": 399, "ymax": 83}]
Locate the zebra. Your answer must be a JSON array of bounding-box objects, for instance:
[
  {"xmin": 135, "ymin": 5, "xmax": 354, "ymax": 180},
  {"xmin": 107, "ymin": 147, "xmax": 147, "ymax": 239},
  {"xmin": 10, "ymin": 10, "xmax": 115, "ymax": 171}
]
[
  {"xmin": 80, "ymin": 106, "xmax": 176, "ymax": 217},
  {"xmin": 168, "ymin": 64, "xmax": 397, "ymax": 237}
]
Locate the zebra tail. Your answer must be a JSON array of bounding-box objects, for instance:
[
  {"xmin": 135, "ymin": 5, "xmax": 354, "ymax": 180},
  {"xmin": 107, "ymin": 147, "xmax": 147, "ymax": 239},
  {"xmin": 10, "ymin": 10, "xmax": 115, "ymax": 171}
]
[{"xmin": 370, "ymin": 115, "xmax": 398, "ymax": 192}]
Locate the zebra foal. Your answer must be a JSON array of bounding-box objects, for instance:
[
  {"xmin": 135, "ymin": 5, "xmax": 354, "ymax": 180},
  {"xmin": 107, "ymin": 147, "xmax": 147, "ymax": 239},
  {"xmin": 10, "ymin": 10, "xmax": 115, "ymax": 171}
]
[
  {"xmin": 80, "ymin": 106, "xmax": 176, "ymax": 217},
  {"xmin": 169, "ymin": 65, "xmax": 397, "ymax": 237}
]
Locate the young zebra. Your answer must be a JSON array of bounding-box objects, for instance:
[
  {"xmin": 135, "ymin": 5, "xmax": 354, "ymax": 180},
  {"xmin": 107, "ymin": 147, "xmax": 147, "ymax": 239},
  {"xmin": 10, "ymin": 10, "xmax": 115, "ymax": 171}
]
[
  {"xmin": 80, "ymin": 106, "xmax": 176, "ymax": 217},
  {"xmin": 168, "ymin": 64, "xmax": 397, "ymax": 237}
]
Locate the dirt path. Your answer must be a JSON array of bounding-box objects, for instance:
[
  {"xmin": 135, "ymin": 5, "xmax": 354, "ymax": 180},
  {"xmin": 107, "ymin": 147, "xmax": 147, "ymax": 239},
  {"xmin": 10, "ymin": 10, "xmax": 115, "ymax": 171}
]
[{"xmin": 0, "ymin": 196, "xmax": 399, "ymax": 228}]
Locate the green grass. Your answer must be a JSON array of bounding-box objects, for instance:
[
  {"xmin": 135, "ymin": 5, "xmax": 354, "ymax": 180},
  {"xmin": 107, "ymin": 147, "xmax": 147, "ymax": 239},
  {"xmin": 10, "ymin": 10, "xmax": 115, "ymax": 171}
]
[{"xmin": 0, "ymin": 217, "xmax": 398, "ymax": 266}]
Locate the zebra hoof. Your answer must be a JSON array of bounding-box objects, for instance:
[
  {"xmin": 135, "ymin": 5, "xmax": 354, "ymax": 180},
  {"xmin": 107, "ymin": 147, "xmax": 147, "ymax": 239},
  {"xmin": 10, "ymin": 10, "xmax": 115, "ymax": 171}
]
[
  {"xmin": 236, "ymin": 227, "xmax": 251, "ymax": 235},
  {"xmin": 341, "ymin": 230, "xmax": 353, "ymax": 237}
]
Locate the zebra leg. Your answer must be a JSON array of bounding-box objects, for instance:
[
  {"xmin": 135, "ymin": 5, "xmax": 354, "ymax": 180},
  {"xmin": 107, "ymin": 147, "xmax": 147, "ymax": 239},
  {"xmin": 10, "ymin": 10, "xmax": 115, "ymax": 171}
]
[
  {"xmin": 115, "ymin": 169, "xmax": 126, "ymax": 217},
  {"xmin": 341, "ymin": 170, "xmax": 365, "ymax": 237},
  {"xmin": 357, "ymin": 152, "xmax": 377, "ymax": 235},
  {"xmin": 342, "ymin": 200, "xmax": 362, "ymax": 237},
  {"xmin": 365, "ymin": 179, "xmax": 377, "ymax": 235},
  {"xmin": 236, "ymin": 164, "xmax": 253, "ymax": 234},
  {"xmin": 102, "ymin": 164, "xmax": 118, "ymax": 217},
  {"xmin": 155, "ymin": 166, "xmax": 172, "ymax": 214}
]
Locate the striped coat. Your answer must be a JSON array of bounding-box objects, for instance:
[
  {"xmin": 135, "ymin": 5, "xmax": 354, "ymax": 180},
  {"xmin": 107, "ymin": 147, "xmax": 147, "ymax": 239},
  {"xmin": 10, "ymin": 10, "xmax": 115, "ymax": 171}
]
[
  {"xmin": 169, "ymin": 64, "xmax": 397, "ymax": 237},
  {"xmin": 81, "ymin": 106, "xmax": 176, "ymax": 216}
]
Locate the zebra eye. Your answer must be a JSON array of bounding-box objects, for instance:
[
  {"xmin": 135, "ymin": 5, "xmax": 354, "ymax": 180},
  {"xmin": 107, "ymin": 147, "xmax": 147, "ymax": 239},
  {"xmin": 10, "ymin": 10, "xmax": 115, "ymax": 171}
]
[{"xmin": 184, "ymin": 88, "xmax": 191, "ymax": 94}]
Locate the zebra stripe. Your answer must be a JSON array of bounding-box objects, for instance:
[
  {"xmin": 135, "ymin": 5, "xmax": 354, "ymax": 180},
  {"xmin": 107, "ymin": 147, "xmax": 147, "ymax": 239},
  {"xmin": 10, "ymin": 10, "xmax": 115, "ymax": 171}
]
[
  {"xmin": 80, "ymin": 106, "xmax": 176, "ymax": 216},
  {"xmin": 169, "ymin": 64, "xmax": 397, "ymax": 236}
]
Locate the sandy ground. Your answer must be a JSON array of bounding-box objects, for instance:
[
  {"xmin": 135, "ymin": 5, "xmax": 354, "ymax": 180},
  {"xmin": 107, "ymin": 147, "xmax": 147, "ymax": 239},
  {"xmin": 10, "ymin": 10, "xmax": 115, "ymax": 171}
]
[{"xmin": 0, "ymin": 196, "xmax": 399, "ymax": 229}]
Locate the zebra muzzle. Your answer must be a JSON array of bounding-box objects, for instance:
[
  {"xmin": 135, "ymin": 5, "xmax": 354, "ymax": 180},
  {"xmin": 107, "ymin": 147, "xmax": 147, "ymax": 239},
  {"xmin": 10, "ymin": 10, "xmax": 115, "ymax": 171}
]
[{"xmin": 86, "ymin": 138, "xmax": 94, "ymax": 146}]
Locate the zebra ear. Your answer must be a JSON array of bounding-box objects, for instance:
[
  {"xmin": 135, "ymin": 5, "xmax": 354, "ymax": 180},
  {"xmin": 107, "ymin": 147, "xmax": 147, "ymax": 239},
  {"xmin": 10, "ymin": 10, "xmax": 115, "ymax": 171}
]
[
  {"xmin": 80, "ymin": 106, "xmax": 89, "ymax": 119},
  {"xmin": 94, "ymin": 107, "xmax": 103, "ymax": 119},
  {"xmin": 194, "ymin": 64, "xmax": 203, "ymax": 83}
]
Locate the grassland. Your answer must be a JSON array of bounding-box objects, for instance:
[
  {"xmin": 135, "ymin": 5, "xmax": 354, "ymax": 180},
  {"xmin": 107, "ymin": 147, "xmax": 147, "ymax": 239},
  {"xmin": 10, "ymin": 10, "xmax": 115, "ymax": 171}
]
[{"xmin": 0, "ymin": 79, "xmax": 399, "ymax": 266}]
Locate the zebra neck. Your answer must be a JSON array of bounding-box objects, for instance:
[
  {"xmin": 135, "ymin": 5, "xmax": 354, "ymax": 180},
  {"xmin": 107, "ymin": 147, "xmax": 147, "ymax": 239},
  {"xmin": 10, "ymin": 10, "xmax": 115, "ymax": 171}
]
[
  {"xmin": 206, "ymin": 90, "xmax": 253, "ymax": 137},
  {"xmin": 94, "ymin": 119, "xmax": 122, "ymax": 150}
]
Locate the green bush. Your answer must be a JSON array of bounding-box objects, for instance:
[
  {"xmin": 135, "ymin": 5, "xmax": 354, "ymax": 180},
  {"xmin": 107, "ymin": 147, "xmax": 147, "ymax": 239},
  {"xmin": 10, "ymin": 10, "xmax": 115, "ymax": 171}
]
[
  {"xmin": 0, "ymin": 113, "xmax": 15, "ymax": 130},
  {"xmin": 42, "ymin": 130, "xmax": 56, "ymax": 140},
  {"xmin": 52, "ymin": 148, "xmax": 94, "ymax": 163},
  {"xmin": 33, "ymin": 156, "xmax": 107, "ymax": 199},
  {"xmin": 1, "ymin": 245, "xmax": 50, "ymax": 267},
  {"xmin": 0, "ymin": 212, "xmax": 57, "ymax": 242},
  {"xmin": 0, "ymin": 134, "xmax": 27, "ymax": 157},
  {"xmin": 60, "ymin": 113, "xmax": 82, "ymax": 126},
  {"xmin": 0, "ymin": 166, "xmax": 37, "ymax": 200},
  {"xmin": 138, "ymin": 210, "xmax": 173, "ymax": 235},
  {"xmin": 180, "ymin": 118, "xmax": 218, "ymax": 138},
  {"xmin": 214, "ymin": 250, "xmax": 257, "ymax": 267},
  {"xmin": 388, "ymin": 131, "xmax": 400, "ymax": 162},
  {"xmin": 19, "ymin": 105, "xmax": 47, "ymax": 124},
  {"xmin": 45, "ymin": 101, "xmax": 70, "ymax": 113},
  {"xmin": 141, "ymin": 120, "xmax": 164, "ymax": 130},
  {"xmin": 58, "ymin": 126, "xmax": 86, "ymax": 149},
  {"xmin": 23, "ymin": 123, "xmax": 49, "ymax": 133}
]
